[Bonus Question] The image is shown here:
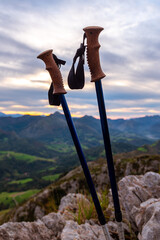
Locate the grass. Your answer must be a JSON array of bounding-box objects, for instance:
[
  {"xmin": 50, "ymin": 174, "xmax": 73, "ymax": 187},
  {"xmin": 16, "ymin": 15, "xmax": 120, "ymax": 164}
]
[
  {"xmin": 0, "ymin": 189, "xmax": 40, "ymax": 209},
  {"xmin": 48, "ymin": 166, "xmax": 56, "ymax": 171},
  {"xmin": 42, "ymin": 173, "xmax": 61, "ymax": 181},
  {"xmin": 13, "ymin": 190, "xmax": 39, "ymax": 204},
  {"xmin": 0, "ymin": 192, "xmax": 15, "ymax": 208},
  {"xmin": 0, "ymin": 209, "xmax": 10, "ymax": 217},
  {"xmin": 74, "ymin": 189, "xmax": 110, "ymax": 225},
  {"xmin": 47, "ymin": 143, "xmax": 75, "ymax": 153},
  {"xmin": 0, "ymin": 151, "xmax": 55, "ymax": 163},
  {"xmin": 137, "ymin": 147, "xmax": 147, "ymax": 152},
  {"xmin": 0, "ymin": 209, "xmax": 10, "ymax": 222},
  {"xmin": 75, "ymin": 197, "xmax": 94, "ymax": 224},
  {"xmin": 151, "ymin": 142, "xmax": 157, "ymax": 147},
  {"xmin": 9, "ymin": 178, "xmax": 33, "ymax": 185}
]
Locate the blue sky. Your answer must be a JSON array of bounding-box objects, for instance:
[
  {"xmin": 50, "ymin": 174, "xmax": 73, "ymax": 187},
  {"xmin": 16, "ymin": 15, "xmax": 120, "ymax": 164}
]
[{"xmin": 0, "ymin": 0, "xmax": 160, "ymax": 119}]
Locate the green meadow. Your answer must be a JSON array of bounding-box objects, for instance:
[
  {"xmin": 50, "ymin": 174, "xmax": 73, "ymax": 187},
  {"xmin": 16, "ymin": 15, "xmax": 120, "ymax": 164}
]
[
  {"xmin": 9, "ymin": 178, "xmax": 33, "ymax": 185},
  {"xmin": 42, "ymin": 173, "xmax": 61, "ymax": 181},
  {"xmin": 0, "ymin": 151, "xmax": 55, "ymax": 163},
  {"xmin": 0, "ymin": 190, "xmax": 39, "ymax": 210}
]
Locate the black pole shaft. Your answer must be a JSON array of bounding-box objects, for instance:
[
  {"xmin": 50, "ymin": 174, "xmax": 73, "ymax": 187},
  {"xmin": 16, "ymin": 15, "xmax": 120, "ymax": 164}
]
[
  {"xmin": 60, "ymin": 94, "xmax": 106, "ymax": 226},
  {"xmin": 95, "ymin": 80, "xmax": 122, "ymax": 222}
]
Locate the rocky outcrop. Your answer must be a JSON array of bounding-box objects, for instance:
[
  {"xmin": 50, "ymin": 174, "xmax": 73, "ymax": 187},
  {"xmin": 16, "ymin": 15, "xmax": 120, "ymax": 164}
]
[
  {"xmin": 59, "ymin": 160, "xmax": 110, "ymax": 193},
  {"xmin": 0, "ymin": 212, "xmax": 65, "ymax": 240},
  {"xmin": 0, "ymin": 215, "xmax": 115, "ymax": 240},
  {"xmin": 0, "ymin": 192, "xmax": 118, "ymax": 240},
  {"xmin": 135, "ymin": 198, "xmax": 160, "ymax": 240},
  {"xmin": 0, "ymin": 171, "xmax": 160, "ymax": 240},
  {"xmin": 61, "ymin": 220, "xmax": 113, "ymax": 240},
  {"xmin": 115, "ymin": 155, "xmax": 160, "ymax": 179},
  {"xmin": 118, "ymin": 171, "xmax": 160, "ymax": 239},
  {"xmin": 2, "ymin": 154, "xmax": 159, "ymax": 225},
  {"xmin": 58, "ymin": 193, "xmax": 90, "ymax": 221}
]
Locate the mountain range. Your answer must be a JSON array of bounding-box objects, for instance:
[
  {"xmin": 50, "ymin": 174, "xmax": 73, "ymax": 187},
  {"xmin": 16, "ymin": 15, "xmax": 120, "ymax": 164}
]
[
  {"xmin": 0, "ymin": 112, "xmax": 160, "ymax": 192},
  {"xmin": 0, "ymin": 112, "xmax": 22, "ymax": 118},
  {"xmin": 0, "ymin": 112, "xmax": 160, "ymax": 146},
  {"xmin": 0, "ymin": 112, "xmax": 160, "ymax": 156}
]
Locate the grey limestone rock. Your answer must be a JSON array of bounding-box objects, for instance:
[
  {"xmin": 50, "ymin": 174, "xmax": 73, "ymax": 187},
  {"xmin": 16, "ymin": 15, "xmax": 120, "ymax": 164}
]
[
  {"xmin": 0, "ymin": 220, "xmax": 56, "ymax": 240},
  {"xmin": 0, "ymin": 212, "xmax": 65, "ymax": 240},
  {"xmin": 135, "ymin": 198, "xmax": 160, "ymax": 240},
  {"xmin": 34, "ymin": 206, "xmax": 45, "ymax": 220},
  {"xmin": 58, "ymin": 193, "xmax": 90, "ymax": 221},
  {"xmin": 118, "ymin": 171, "xmax": 160, "ymax": 239},
  {"xmin": 61, "ymin": 220, "xmax": 114, "ymax": 240}
]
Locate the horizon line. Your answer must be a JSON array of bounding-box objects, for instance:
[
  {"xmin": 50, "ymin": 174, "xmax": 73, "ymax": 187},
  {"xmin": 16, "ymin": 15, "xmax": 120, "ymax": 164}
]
[{"xmin": 0, "ymin": 110, "xmax": 160, "ymax": 121}]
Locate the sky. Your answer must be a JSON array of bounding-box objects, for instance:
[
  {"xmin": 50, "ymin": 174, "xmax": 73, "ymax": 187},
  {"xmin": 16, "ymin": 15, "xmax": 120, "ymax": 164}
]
[{"xmin": 0, "ymin": 0, "xmax": 160, "ymax": 119}]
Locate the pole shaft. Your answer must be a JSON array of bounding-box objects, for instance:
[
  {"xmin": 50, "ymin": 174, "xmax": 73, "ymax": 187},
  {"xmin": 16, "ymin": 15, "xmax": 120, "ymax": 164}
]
[
  {"xmin": 95, "ymin": 80, "xmax": 122, "ymax": 222},
  {"xmin": 60, "ymin": 94, "xmax": 107, "ymax": 226}
]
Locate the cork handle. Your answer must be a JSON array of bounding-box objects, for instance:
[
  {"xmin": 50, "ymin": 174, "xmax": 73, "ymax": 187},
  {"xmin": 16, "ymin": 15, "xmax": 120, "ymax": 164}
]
[
  {"xmin": 37, "ymin": 49, "xmax": 67, "ymax": 95},
  {"xmin": 83, "ymin": 26, "xmax": 106, "ymax": 82}
]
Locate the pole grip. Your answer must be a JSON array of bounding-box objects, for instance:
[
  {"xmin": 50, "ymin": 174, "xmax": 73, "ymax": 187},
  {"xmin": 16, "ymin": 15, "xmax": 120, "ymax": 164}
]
[
  {"xmin": 83, "ymin": 26, "xmax": 106, "ymax": 82},
  {"xmin": 37, "ymin": 49, "xmax": 67, "ymax": 95}
]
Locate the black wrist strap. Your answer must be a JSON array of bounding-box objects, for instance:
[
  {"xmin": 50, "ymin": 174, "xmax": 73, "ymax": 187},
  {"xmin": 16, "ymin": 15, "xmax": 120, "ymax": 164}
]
[{"xmin": 68, "ymin": 33, "xmax": 86, "ymax": 89}]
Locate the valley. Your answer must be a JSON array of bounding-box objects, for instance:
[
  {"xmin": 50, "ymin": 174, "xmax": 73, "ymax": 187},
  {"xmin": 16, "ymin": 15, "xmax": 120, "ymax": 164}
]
[{"xmin": 0, "ymin": 112, "xmax": 160, "ymax": 213}]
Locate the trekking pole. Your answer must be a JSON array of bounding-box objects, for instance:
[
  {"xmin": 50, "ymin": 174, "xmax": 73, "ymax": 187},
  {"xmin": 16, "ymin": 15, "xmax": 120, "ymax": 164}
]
[
  {"xmin": 37, "ymin": 49, "xmax": 111, "ymax": 240},
  {"xmin": 83, "ymin": 26, "xmax": 125, "ymax": 240}
]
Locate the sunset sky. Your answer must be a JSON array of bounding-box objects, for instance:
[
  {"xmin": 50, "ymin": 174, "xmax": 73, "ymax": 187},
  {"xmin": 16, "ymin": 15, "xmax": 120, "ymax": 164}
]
[{"xmin": 0, "ymin": 0, "xmax": 160, "ymax": 119}]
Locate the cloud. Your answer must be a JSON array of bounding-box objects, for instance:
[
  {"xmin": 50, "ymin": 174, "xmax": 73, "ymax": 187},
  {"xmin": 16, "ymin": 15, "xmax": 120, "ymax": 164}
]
[
  {"xmin": 0, "ymin": 33, "xmax": 41, "ymax": 81},
  {"xmin": 0, "ymin": 0, "xmax": 160, "ymax": 118}
]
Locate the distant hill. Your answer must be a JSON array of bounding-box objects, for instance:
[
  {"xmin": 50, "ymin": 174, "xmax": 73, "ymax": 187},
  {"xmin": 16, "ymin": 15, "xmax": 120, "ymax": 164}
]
[
  {"xmin": 108, "ymin": 115, "xmax": 160, "ymax": 140},
  {"xmin": 116, "ymin": 139, "xmax": 160, "ymax": 160},
  {"xmin": 0, "ymin": 112, "xmax": 6, "ymax": 117},
  {"xmin": 0, "ymin": 113, "xmax": 160, "ymax": 156},
  {"xmin": 0, "ymin": 112, "xmax": 22, "ymax": 118},
  {"xmin": 0, "ymin": 112, "xmax": 159, "ymax": 146}
]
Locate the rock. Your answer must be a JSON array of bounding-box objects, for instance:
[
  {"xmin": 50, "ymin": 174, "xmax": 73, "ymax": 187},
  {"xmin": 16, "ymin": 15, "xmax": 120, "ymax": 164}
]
[
  {"xmin": 118, "ymin": 171, "xmax": 160, "ymax": 239},
  {"xmin": 60, "ymin": 167, "xmax": 82, "ymax": 180},
  {"xmin": 58, "ymin": 193, "xmax": 90, "ymax": 221},
  {"xmin": 59, "ymin": 166, "xmax": 83, "ymax": 193},
  {"xmin": 143, "ymin": 172, "xmax": 160, "ymax": 198},
  {"xmin": 107, "ymin": 221, "xmax": 130, "ymax": 238},
  {"xmin": 118, "ymin": 172, "xmax": 160, "ymax": 228},
  {"xmin": 42, "ymin": 212, "xmax": 65, "ymax": 238},
  {"xmin": 92, "ymin": 164, "xmax": 110, "ymax": 191},
  {"xmin": 59, "ymin": 160, "xmax": 110, "ymax": 193},
  {"xmin": 0, "ymin": 208, "xmax": 116, "ymax": 240},
  {"xmin": 135, "ymin": 198, "xmax": 160, "ymax": 240},
  {"xmin": 1, "ymin": 169, "xmax": 159, "ymax": 240},
  {"xmin": 60, "ymin": 179, "xmax": 80, "ymax": 194},
  {"xmin": 61, "ymin": 220, "xmax": 114, "ymax": 240},
  {"xmin": 0, "ymin": 212, "xmax": 66, "ymax": 240},
  {"xmin": 0, "ymin": 220, "xmax": 56, "ymax": 240},
  {"xmin": 34, "ymin": 206, "xmax": 45, "ymax": 220}
]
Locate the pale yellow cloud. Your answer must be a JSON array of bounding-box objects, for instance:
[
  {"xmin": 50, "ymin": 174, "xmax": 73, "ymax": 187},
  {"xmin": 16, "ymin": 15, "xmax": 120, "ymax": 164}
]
[
  {"xmin": 11, "ymin": 105, "xmax": 29, "ymax": 109},
  {"xmin": 109, "ymin": 107, "xmax": 146, "ymax": 113},
  {"xmin": 1, "ymin": 71, "xmax": 50, "ymax": 90}
]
